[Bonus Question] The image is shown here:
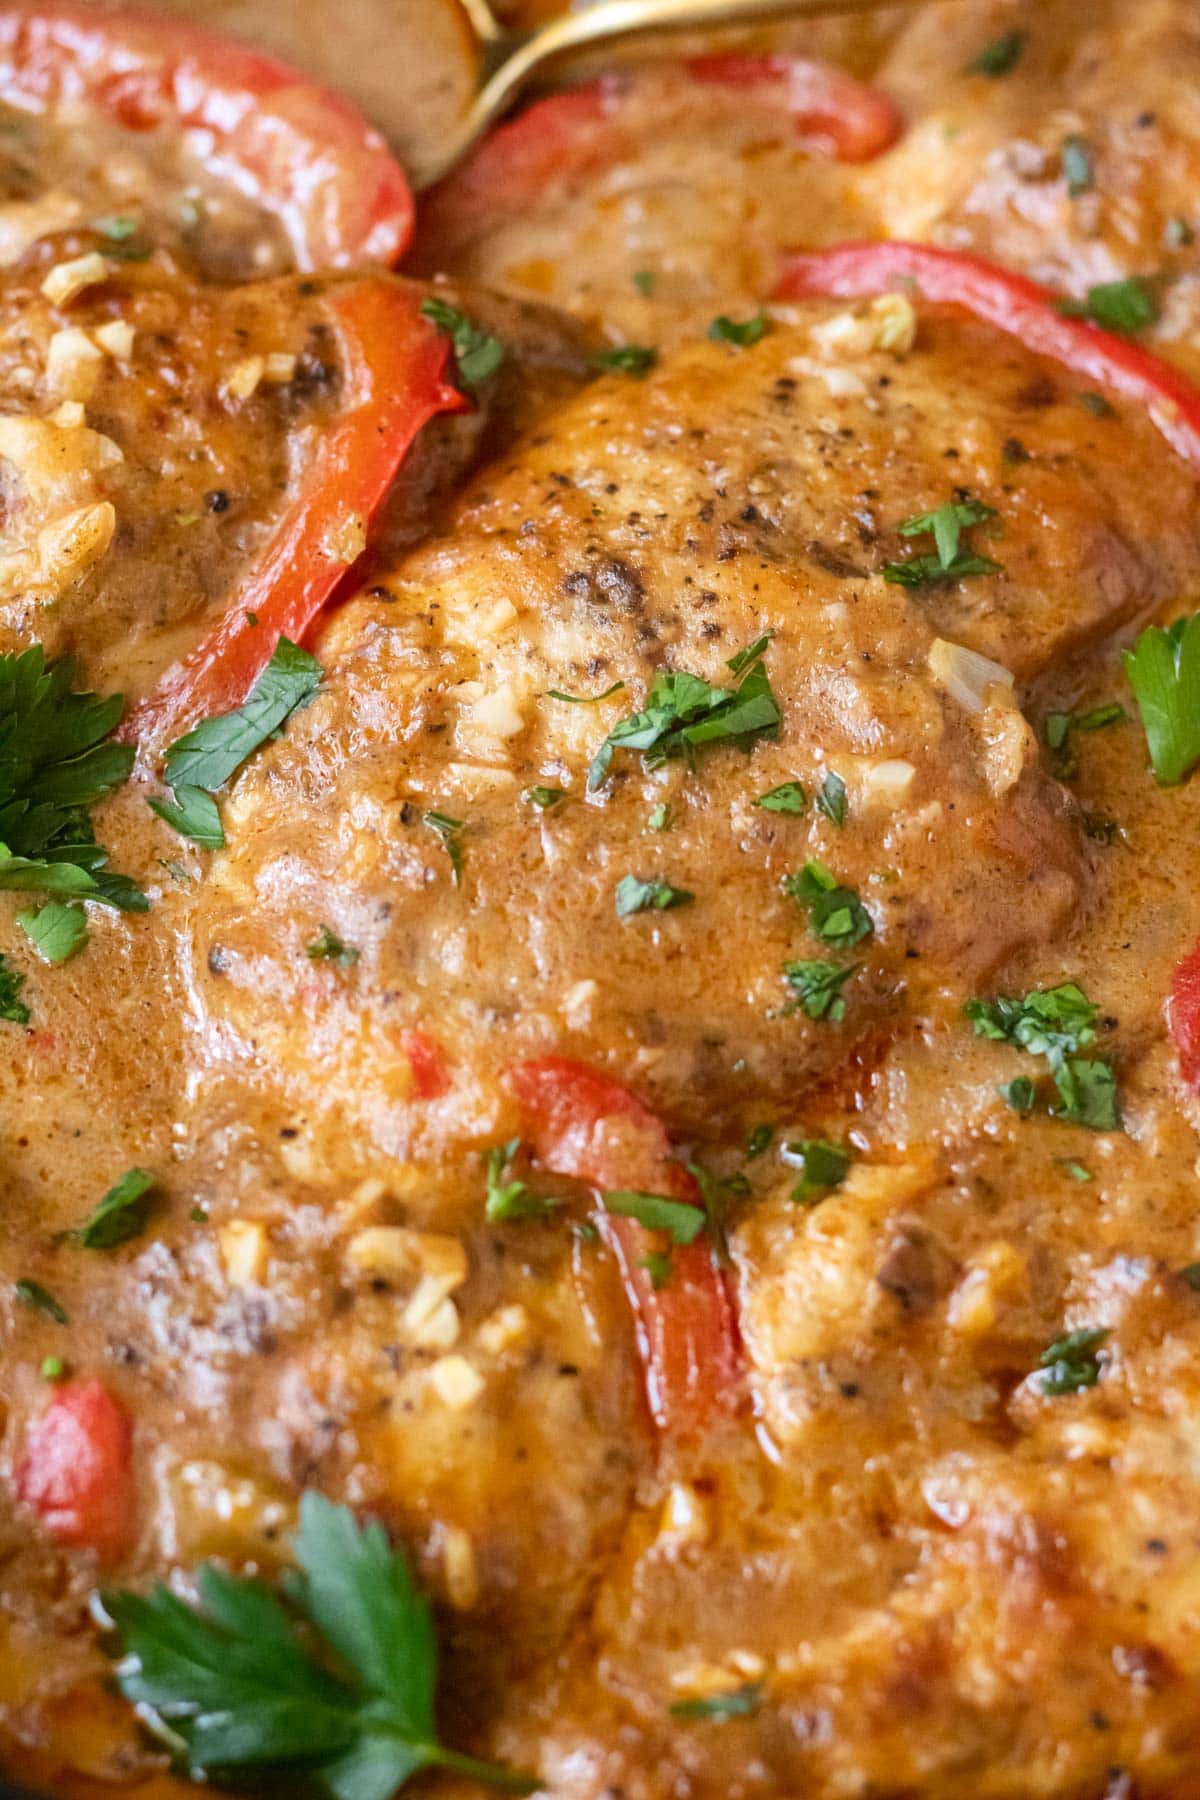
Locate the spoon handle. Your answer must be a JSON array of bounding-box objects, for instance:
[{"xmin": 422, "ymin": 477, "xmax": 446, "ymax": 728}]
[{"xmin": 419, "ymin": 0, "xmax": 936, "ymax": 188}]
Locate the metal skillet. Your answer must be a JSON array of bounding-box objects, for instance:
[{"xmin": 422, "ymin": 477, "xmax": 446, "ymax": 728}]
[{"xmin": 421, "ymin": 0, "xmax": 956, "ymax": 186}]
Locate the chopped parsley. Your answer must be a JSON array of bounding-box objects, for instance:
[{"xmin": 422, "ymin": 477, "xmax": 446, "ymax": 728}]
[
  {"xmin": 525, "ymin": 785, "xmax": 568, "ymax": 809},
  {"xmin": 419, "ymin": 297, "xmax": 504, "ymax": 389},
  {"xmin": 1044, "ymin": 701, "xmax": 1126, "ymax": 777},
  {"xmin": 1182, "ymin": 1263, "xmax": 1200, "ymax": 1291},
  {"xmin": 69, "ymin": 1167, "xmax": 155, "ymax": 1250},
  {"xmin": 0, "ymin": 953, "xmax": 29, "ymax": 1024},
  {"xmin": 590, "ymin": 343, "xmax": 658, "ymax": 376},
  {"xmin": 640, "ymin": 1250, "xmax": 672, "ymax": 1289},
  {"xmin": 964, "ymin": 31, "xmax": 1025, "ymax": 76},
  {"xmin": 1062, "ymin": 134, "xmax": 1093, "ymax": 198},
  {"xmin": 423, "ymin": 811, "xmax": 465, "ymax": 886},
  {"xmin": 781, "ymin": 958, "xmax": 856, "ymax": 1022},
  {"xmin": 965, "ymin": 983, "xmax": 1121, "ymax": 1131},
  {"xmin": 708, "ymin": 309, "xmax": 768, "ymax": 347},
  {"xmin": 816, "ymin": 770, "xmax": 848, "ymax": 826},
  {"xmin": 588, "ymin": 642, "xmax": 780, "ymax": 791},
  {"xmin": 1060, "ymin": 277, "xmax": 1159, "ymax": 335},
  {"xmin": 100, "ymin": 1491, "xmax": 534, "ymax": 1796},
  {"xmin": 647, "ymin": 802, "xmax": 671, "ymax": 831},
  {"xmin": 16, "ymin": 899, "xmax": 86, "ymax": 965},
  {"xmin": 41, "ymin": 1355, "xmax": 65, "ymax": 1381},
  {"xmin": 15, "ymin": 1278, "xmax": 67, "ymax": 1323},
  {"xmin": 755, "ymin": 781, "xmax": 806, "ymax": 815},
  {"xmin": 1165, "ymin": 216, "xmax": 1195, "ymax": 250},
  {"xmin": 615, "ymin": 874, "xmax": 694, "ymax": 918},
  {"xmin": 1124, "ymin": 611, "xmax": 1200, "ymax": 784},
  {"xmin": 1000, "ymin": 1075, "xmax": 1037, "ymax": 1115},
  {"xmin": 0, "ymin": 645, "xmax": 143, "ymax": 907},
  {"xmin": 154, "ymin": 639, "xmax": 321, "ymax": 849},
  {"xmin": 746, "ymin": 1123, "xmax": 774, "ymax": 1159},
  {"xmin": 602, "ymin": 1190, "xmax": 707, "ymax": 1245},
  {"xmin": 306, "ymin": 924, "xmax": 359, "ymax": 969},
  {"xmin": 671, "ymin": 1682, "xmax": 763, "ymax": 1720},
  {"xmin": 784, "ymin": 860, "xmax": 873, "ymax": 947},
  {"xmin": 632, "ymin": 270, "xmax": 656, "ymax": 296},
  {"xmin": 1036, "ymin": 1327, "xmax": 1108, "ymax": 1396},
  {"xmin": 1058, "ymin": 1159, "xmax": 1093, "ymax": 1182},
  {"xmin": 783, "ymin": 1138, "xmax": 850, "ymax": 1205},
  {"xmin": 1079, "ymin": 390, "xmax": 1113, "ymax": 417},
  {"xmin": 484, "ymin": 1139, "xmax": 560, "ymax": 1223},
  {"xmin": 882, "ymin": 499, "xmax": 1002, "ymax": 586},
  {"xmin": 545, "ymin": 681, "xmax": 625, "ymax": 705}
]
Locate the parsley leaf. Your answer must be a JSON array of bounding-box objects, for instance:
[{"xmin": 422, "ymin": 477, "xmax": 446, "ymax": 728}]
[
  {"xmin": 781, "ymin": 958, "xmax": 856, "ymax": 1021},
  {"xmin": 163, "ymin": 639, "xmax": 322, "ymax": 794},
  {"xmin": 965, "ymin": 30, "xmax": 1025, "ymax": 76},
  {"xmin": 602, "ymin": 1191, "xmax": 707, "ymax": 1245},
  {"xmin": 783, "ymin": 1138, "xmax": 850, "ymax": 1205},
  {"xmin": 306, "ymin": 925, "xmax": 360, "ymax": 969},
  {"xmin": 784, "ymin": 860, "xmax": 873, "ymax": 947},
  {"xmin": 1036, "ymin": 1327, "xmax": 1108, "ymax": 1396},
  {"xmin": 545, "ymin": 682, "xmax": 625, "ymax": 705},
  {"xmin": 419, "ymin": 297, "xmax": 504, "ymax": 389},
  {"xmin": 484, "ymin": 1139, "xmax": 561, "ymax": 1223},
  {"xmin": 746, "ymin": 1123, "xmax": 774, "ymax": 1159},
  {"xmin": 148, "ymin": 785, "xmax": 224, "ymax": 850},
  {"xmin": 589, "ymin": 644, "xmax": 780, "ymax": 791},
  {"xmin": 1124, "ymin": 611, "xmax": 1200, "ymax": 784},
  {"xmin": 0, "ymin": 645, "xmax": 141, "ymax": 906},
  {"xmin": 525, "ymin": 785, "xmax": 568, "ymax": 809},
  {"xmin": 1062, "ymin": 134, "xmax": 1093, "ymax": 197},
  {"xmin": 70, "ymin": 1167, "xmax": 155, "ymax": 1250},
  {"xmin": 15, "ymin": 1278, "xmax": 67, "ymax": 1323},
  {"xmin": 0, "ymin": 952, "xmax": 29, "ymax": 1024},
  {"xmin": 632, "ymin": 270, "xmax": 656, "ymax": 296},
  {"xmin": 883, "ymin": 499, "xmax": 1002, "ymax": 586},
  {"xmin": 671, "ymin": 1682, "xmax": 763, "ymax": 1720},
  {"xmin": 816, "ymin": 770, "xmax": 848, "ymax": 826},
  {"xmin": 1051, "ymin": 1056, "xmax": 1120, "ymax": 1130},
  {"xmin": 1000, "ymin": 1075, "xmax": 1037, "ymax": 1115},
  {"xmin": 755, "ymin": 781, "xmax": 806, "ymax": 815},
  {"xmin": 1044, "ymin": 701, "xmax": 1126, "ymax": 778},
  {"xmin": 615, "ymin": 874, "xmax": 694, "ymax": 918},
  {"xmin": 647, "ymin": 802, "xmax": 671, "ymax": 831},
  {"xmin": 708, "ymin": 309, "xmax": 768, "ymax": 347},
  {"xmin": 17, "ymin": 899, "xmax": 87, "ymax": 964},
  {"xmin": 101, "ymin": 1491, "xmax": 533, "ymax": 1798},
  {"xmin": 965, "ymin": 983, "xmax": 1121, "ymax": 1131},
  {"xmin": 1061, "ymin": 278, "xmax": 1159, "ymax": 335},
  {"xmin": 640, "ymin": 1250, "xmax": 672, "ymax": 1289},
  {"xmin": 423, "ymin": 811, "xmax": 465, "ymax": 886},
  {"xmin": 590, "ymin": 344, "xmax": 658, "ymax": 376}
]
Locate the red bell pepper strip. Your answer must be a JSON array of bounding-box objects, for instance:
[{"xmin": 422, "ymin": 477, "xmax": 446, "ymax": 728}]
[
  {"xmin": 1169, "ymin": 939, "xmax": 1200, "ymax": 1092},
  {"xmin": 0, "ymin": 1, "xmax": 414, "ymax": 270},
  {"xmin": 507, "ymin": 1055, "xmax": 740, "ymax": 1436},
  {"xmin": 420, "ymin": 56, "xmax": 901, "ymax": 261},
  {"xmin": 16, "ymin": 1379, "xmax": 136, "ymax": 1562},
  {"xmin": 774, "ymin": 242, "xmax": 1200, "ymax": 474},
  {"xmin": 122, "ymin": 277, "xmax": 466, "ymax": 751},
  {"xmin": 400, "ymin": 1028, "xmax": 451, "ymax": 1101}
]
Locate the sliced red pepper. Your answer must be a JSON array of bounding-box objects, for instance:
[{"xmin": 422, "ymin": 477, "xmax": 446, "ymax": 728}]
[
  {"xmin": 15, "ymin": 1379, "xmax": 135, "ymax": 1562},
  {"xmin": 1169, "ymin": 939, "xmax": 1200, "ymax": 1092},
  {"xmin": 420, "ymin": 57, "xmax": 901, "ymax": 261},
  {"xmin": 774, "ymin": 242, "xmax": 1200, "ymax": 473},
  {"xmin": 122, "ymin": 277, "xmax": 465, "ymax": 750},
  {"xmin": 0, "ymin": 1, "xmax": 413, "ymax": 270},
  {"xmin": 507, "ymin": 1055, "xmax": 740, "ymax": 1436},
  {"xmin": 400, "ymin": 1028, "xmax": 451, "ymax": 1101}
]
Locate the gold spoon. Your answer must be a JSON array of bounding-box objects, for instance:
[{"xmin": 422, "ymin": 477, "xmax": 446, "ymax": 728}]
[{"xmin": 422, "ymin": 0, "xmax": 938, "ymax": 187}]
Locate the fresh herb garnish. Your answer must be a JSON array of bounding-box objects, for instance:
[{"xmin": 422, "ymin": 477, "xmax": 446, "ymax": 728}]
[
  {"xmin": 17, "ymin": 899, "xmax": 87, "ymax": 964},
  {"xmin": 0, "ymin": 645, "xmax": 142, "ymax": 906},
  {"xmin": 1124, "ymin": 611, "xmax": 1200, "ymax": 784},
  {"xmin": 1061, "ymin": 278, "xmax": 1159, "ymax": 335},
  {"xmin": 1079, "ymin": 390, "xmax": 1113, "ymax": 417},
  {"xmin": 1062, "ymin": 134, "xmax": 1093, "ymax": 197},
  {"xmin": 781, "ymin": 958, "xmax": 856, "ymax": 1021},
  {"xmin": 545, "ymin": 682, "xmax": 625, "ymax": 705},
  {"xmin": 1000, "ymin": 1075, "xmax": 1037, "ymax": 1115},
  {"xmin": 755, "ymin": 781, "xmax": 806, "ymax": 815},
  {"xmin": 15, "ymin": 1278, "xmax": 67, "ymax": 1323},
  {"xmin": 419, "ymin": 297, "xmax": 504, "ymax": 389},
  {"xmin": 69, "ymin": 1167, "xmax": 155, "ymax": 1250},
  {"xmin": 965, "ymin": 983, "xmax": 1121, "ymax": 1130},
  {"xmin": 965, "ymin": 31, "xmax": 1025, "ymax": 76},
  {"xmin": 483, "ymin": 1139, "xmax": 561, "ymax": 1223},
  {"xmin": 708, "ymin": 309, "xmax": 768, "ymax": 348},
  {"xmin": 671, "ymin": 1682, "xmax": 763, "ymax": 1720},
  {"xmin": 590, "ymin": 343, "xmax": 658, "ymax": 376},
  {"xmin": 602, "ymin": 1191, "xmax": 707, "ymax": 1245},
  {"xmin": 589, "ymin": 644, "xmax": 780, "ymax": 791},
  {"xmin": 162, "ymin": 639, "xmax": 322, "ymax": 794},
  {"xmin": 1044, "ymin": 701, "xmax": 1126, "ymax": 777},
  {"xmin": 1058, "ymin": 1159, "xmax": 1093, "ymax": 1182},
  {"xmin": 147, "ymin": 785, "xmax": 224, "ymax": 850},
  {"xmin": 525, "ymin": 785, "xmax": 568, "ymax": 809},
  {"xmin": 41, "ymin": 1355, "xmax": 65, "ymax": 1380},
  {"xmin": 615, "ymin": 874, "xmax": 694, "ymax": 918},
  {"xmin": 816, "ymin": 771, "xmax": 848, "ymax": 826},
  {"xmin": 0, "ymin": 952, "xmax": 29, "ymax": 1024},
  {"xmin": 423, "ymin": 811, "xmax": 465, "ymax": 886},
  {"xmin": 632, "ymin": 270, "xmax": 656, "ymax": 296},
  {"xmin": 882, "ymin": 499, "xmax": 1001, "ymax": 586},
  {"xmin": 1036, "ymin": 1327, "xmax": 1108, "ymax": 1396},
  {"xmin": 306, "ymin": 925, "xmax": 360, "ymax": 969},
  {"xmin": 783, "ymin": 1138, "xmax": 850, "ymax": 1205},
  {"xmin": 640, "ymin": 1250, "xmax": 672, "ymax": 1289},
  {"xmin": 1165, "ymin": 216, "xmax": 1195, "ymax": 249},
  {"xmin": 100, "ymin": 1490, "xmax": 534, "ymax": 1797},
  {"xmin": 647, "ymin": 802, "xmax": 671, "ymax": 831},
  {"xmin": 784, "ymin": 860, "xmax": 873, "ymax": 947},
  {"xmin": 94, "ymin": 213, "xmax": 139, "ymax": 241},
  {"xmin": 746, "ymin": 1123, "xmax": 774, "ymax": 1159}
]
